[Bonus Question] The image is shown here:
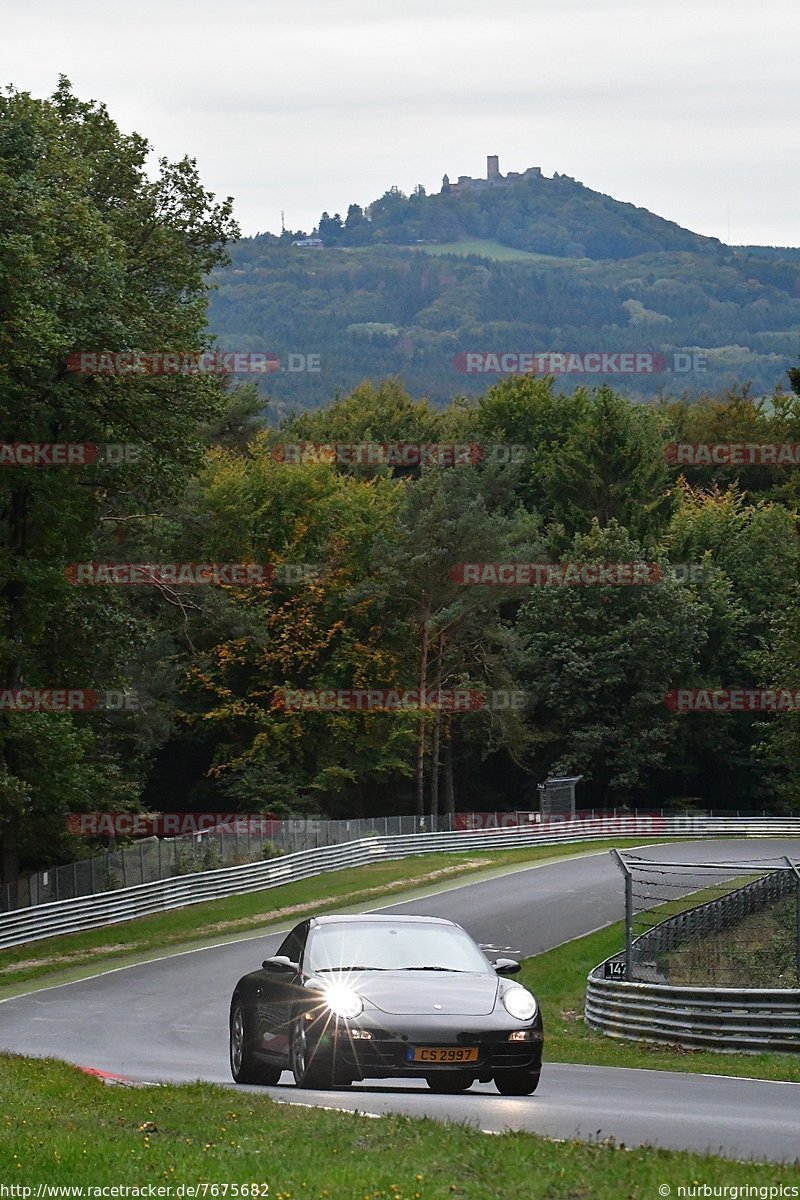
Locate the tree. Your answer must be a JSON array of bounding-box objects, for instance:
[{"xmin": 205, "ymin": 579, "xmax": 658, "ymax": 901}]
[
  {"xmin": 370, "ymin": 465, "xmax": 538, "ymax": 820},
  {"xmin": 513, "ymin": 520, "xmax": 706, "ymax": 801},
  {"xmin": 171, "ymin": 439, "xmax": 416, "ymax": 816},
  {"xmin": 541, "ymin": 386, "xmax": 672, "ymax": 543},
  {"xmin": 752, "ymin": 588, "xmax": 800, "ymax": 809},
  {"xmin": 275, "ymin": 378, "xmax": 444, "ymax": 475},
  {"xmin": 0, "ymin": 80, "xmax": 238, "ymax": 893},
  {"xmin": 659, "ymin": 482, "xmax": 800, "ymax": 808},
  {"xmin": 317, "ymin": 212, "xmax": 343, "ymax": 244},
  {"xmin": 788, "ymin": 357, "xmax": 800, "ymax": 396}
]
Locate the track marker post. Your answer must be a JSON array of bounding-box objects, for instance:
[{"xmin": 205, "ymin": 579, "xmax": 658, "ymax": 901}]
[{"xmin": 612, "ymin": 848, "xmax": 633, "ymax": 979}]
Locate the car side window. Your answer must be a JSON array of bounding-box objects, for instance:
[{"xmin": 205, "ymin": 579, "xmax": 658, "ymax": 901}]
[{"xmin": 276, "ymin": 923, "xmax": 308, "ymax": 966}]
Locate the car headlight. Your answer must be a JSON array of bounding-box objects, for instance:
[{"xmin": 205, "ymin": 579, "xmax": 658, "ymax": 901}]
[
  {"xmin": 323, "ymin": 984, "xmax": 363, "ymax": 1019},
  {"xmin": 502, "ymin": 986, "xmax": 537, "ymax": 1021}
]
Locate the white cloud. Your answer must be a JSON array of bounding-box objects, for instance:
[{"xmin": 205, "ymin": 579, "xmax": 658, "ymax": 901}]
[{"xmin": 2, "ymin": 0, "xmax": 798, "ymax": 244}]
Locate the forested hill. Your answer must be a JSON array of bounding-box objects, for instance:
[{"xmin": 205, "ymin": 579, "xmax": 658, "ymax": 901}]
[
  {"xmin": 207, "ymin": 171, "xmax": 800, "ymax": 414},
  {"xmin": 303, "ymin": 169, "xmax": 726, "ymax": 261}
]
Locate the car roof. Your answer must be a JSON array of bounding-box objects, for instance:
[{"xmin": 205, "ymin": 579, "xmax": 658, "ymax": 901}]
[{"xmin": 308, "ymin": 914, "xmax": 457, "ymax": 927}]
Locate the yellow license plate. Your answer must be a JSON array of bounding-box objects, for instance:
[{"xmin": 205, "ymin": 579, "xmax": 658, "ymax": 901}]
[{"xmin": 411, "ymin": 1046, "xmax": 479, "ymax": 1064}]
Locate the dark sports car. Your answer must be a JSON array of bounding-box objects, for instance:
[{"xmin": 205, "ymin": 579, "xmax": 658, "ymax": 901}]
[{"xmin": 229, "ymin": 913, "xmax": 543, "ymax": 1094}]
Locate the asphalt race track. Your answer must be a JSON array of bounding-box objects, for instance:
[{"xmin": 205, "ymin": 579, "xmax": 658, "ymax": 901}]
[{"xmin": 1, "ymin": 839, "xmax": 799, "ymax": 1163}]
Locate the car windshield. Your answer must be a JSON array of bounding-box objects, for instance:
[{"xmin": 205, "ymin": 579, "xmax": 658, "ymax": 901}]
[{"xmin": 305, "ymin": 922, "xmax": 491, "ymax": 975}]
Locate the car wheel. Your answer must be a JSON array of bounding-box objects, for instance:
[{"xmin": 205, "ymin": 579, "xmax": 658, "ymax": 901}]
[
  {"xmin": 494, "ymin": 1068, "xmax": 540, "ymax": 1096},
  {"xmin": 290, "ymin": 1017, "xmax": 336, "ymax": 1089},
  {"xmin": 425, "ymin": 1072, "xmax": 474, "ymax": 1094},
  {"xmin": 229, "ymin": 999, "xmax": 282, "ymax": 1086}
]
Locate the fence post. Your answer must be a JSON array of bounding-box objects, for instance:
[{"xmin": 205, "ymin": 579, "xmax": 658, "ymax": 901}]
[
  {"xmin": 786, "ymin": 857, "xmax": 800, "ymax": 983},
  {"xmin": 611, "ymin": 849, "xmax": 633, "ymax": 980}
]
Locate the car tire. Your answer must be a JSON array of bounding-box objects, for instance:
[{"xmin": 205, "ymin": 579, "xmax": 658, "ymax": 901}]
[
  {"xmin": 494, "ymin": 1067, "xmax": 540, "ymax": 1096},
  {"xmin": 290, "ymin": 1017, "xmax": 337, "ymax": 1089},
  {"xmin": 425, "ymin": 1072, "xmax": 474, "ymax": 1094},
  {"xmin": 229, "ymin": 999, "xmax": 282, "ymax": 1086}
]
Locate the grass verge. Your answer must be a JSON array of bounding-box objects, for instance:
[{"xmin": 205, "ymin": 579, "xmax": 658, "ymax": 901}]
[
  {"xmin": 519, "ymin": 921, "xmax": 800, "ymax": 1083},
  {"xmin": 0, "ymin": 839, "xmax": 670, "ymax": 996},
  {"xmin": 0, "ymin": 1053, "xmax": 792, "ymax": 1194}
]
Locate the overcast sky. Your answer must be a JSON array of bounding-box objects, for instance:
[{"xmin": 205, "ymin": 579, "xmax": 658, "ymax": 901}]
[{"xmin": 3, "ymin": 0, "xmax": 798, "ymax": 246}]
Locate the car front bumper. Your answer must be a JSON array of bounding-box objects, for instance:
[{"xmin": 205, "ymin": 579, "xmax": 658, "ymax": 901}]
[{"xmin": 306, "ymin": 1012, "xmax": 544, "ymax": 1080}]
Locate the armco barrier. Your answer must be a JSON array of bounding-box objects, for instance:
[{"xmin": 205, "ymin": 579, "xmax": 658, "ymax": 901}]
[
  {"xmin": 2, "ymin": 814, "xmax": 800, "ymax": 951},
  {"xmin": 586, "ymin": 851, "xmax": 800, "ymax": 1052},
  {"xmin": 585, "ymin": 973, "xmax": 800, "ymax": 1052}
]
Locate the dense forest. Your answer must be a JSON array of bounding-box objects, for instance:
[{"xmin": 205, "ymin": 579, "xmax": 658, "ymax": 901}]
[
  {"xmin": 208, "ymin": 176, "xmax": 800, "ymax": 408},
  {"xmin": 4, "ymin": 84, "xmax": 800, "ymax": 897}
]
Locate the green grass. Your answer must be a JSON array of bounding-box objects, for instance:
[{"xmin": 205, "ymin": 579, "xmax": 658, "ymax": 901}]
[
  {"xmin": 411, "ymin": 238, "xmax": 570, "ymax": 263},
  {"xmin": 519, "ymin": 921, "xmax": 800, "ymax": 1082},
  {"xmin": 0, "ymin": 1053, "xmax": 792, "ymax": 1193},
  {"xmin": 0, "ymin": 839, "xmax": 672, "ymax": 997},
  {"xmin": 339, "ymin": 239, "xmax": 564, "ymax": 262}
]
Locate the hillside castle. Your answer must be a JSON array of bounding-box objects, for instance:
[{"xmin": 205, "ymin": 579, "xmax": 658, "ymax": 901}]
[{"xmin": 441, "ymin": 155, "xmax": 542, "ymax": 196}]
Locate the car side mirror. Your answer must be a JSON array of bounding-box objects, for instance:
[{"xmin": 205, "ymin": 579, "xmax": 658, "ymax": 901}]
[
  {"xmin": 494, "ymin": 958, "xmax": 521, "ymax": 975},
  {"xmin": 262, "ymin": 955, "xmax": 300, "ymax": 972}
]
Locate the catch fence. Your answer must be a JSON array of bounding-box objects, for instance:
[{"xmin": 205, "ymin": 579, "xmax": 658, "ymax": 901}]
[{"xmin": 613, "ymin": 850, "xmax": 800, "ymax": 987}]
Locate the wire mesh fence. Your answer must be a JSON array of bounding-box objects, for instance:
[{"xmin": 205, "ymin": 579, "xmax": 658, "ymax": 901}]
[
  {"xmin": 5, "ymin": 808, "xmax": 605, "ymax": 912},
  {"xmin": 3, "ymin": 814, "xmax": 432, "ymax": 912},
  {"xmin": 614, "ymin": 851, "xmax": 800, "ymax": 987}
]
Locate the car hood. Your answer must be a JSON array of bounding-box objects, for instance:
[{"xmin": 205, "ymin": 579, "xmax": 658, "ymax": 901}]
[{"xmin": 326, "ymin": 970, "xmax": 500, "ymax": 1016}]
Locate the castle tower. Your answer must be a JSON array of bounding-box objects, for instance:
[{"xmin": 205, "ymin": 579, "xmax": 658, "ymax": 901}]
[
  {"xmin": 487, "ymin": 155, "xmax": 500, "ymax": 180},
  {"xmin": 441, "ymin": 173, "xmax": 451, "ymax": 192}
]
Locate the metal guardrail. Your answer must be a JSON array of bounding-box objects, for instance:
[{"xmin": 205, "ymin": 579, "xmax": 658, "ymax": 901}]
[
  {"xmin": 587, "ymin": 850, "xmax": 800, "ymax": 1051},
  {"xmin": 585, "ymin": 974, "xmax": 800, "ymax": 1052},
  {"xmin": 10, "ymin": 806, "xmax": 792, "ymax": 914},
  {"xmin": 2, "ymin": 814, "xmax": 800, "ymax": 951},
  {"xmin": 9, "ymin": 812, "xmax": 447, "ymax": 912}
]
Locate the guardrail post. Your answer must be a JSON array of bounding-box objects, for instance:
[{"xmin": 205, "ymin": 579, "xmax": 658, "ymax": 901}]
[
  {"xmin": 786, "ymin": 857, "xmax": 800, "ymax": 983},
  {"xmin": 611, "ymin": 849, "xmax": 633, "ymax": 979}
]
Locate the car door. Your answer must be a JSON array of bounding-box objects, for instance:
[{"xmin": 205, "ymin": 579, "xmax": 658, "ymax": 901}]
[{"xmin": 256, "ymin": 922, "xmax": 309, "ymax": 1062}]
